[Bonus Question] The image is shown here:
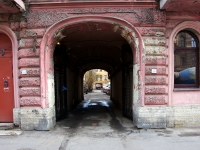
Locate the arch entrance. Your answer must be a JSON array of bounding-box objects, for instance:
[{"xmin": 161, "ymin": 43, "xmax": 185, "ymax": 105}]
[
  {"xmin": 41, "ymin": 16, "xmax": 144, "ymax": 125},
  {"xmin": 0, "ymin": 33, "xmax": 14, "ymax": 122}
]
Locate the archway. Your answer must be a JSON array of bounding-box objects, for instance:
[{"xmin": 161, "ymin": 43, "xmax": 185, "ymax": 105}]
[{"xmin": 40, "ymin": 16, "xmax": 145, "ymax": 124}]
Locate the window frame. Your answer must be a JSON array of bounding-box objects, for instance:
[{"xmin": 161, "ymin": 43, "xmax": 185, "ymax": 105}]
[
  {"xmin": 174, "ymin": 30, "xmax": 199, "ymax": 88},
  {"xmin": 104, "ymin": 75, "xmax": 107, "ymax": 80}
]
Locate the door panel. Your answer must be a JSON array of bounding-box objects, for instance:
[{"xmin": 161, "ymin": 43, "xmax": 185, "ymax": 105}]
[
  {"xmin": 0, "ymin": 58, "xmax": 14, "ymax": 122},
  {"xmin": 0, "ymin": 33, "xmax": 14, "ymax": 122}
]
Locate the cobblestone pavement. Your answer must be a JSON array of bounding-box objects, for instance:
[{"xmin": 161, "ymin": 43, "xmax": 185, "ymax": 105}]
[{"xmin": 0, "ymin": 90, "xmax": 200, "ymax": 150}]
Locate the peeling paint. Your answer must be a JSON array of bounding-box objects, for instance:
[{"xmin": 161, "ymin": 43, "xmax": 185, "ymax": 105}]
[{"xmin": 113, "ymin": 24, "xmax": 119, "ymax": 32}]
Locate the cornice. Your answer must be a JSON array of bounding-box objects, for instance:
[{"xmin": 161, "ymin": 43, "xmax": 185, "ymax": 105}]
[{"xmin": 27, "ymin": 1, "xmax": 158, "ymax": 9}]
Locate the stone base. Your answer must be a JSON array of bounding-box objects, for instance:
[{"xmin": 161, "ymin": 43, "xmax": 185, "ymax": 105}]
[
  {"xmin": 173, "ymin": 105, "xmax": 200, "ymax": 128},
  {"xmin": 0, "ymin": 123, "xmax": 14, "ymax": 130},
  {"xmin": 133, "ymin": 106, "xmax": 166, "ymax": 129},
  {"xmin": 133, "ymin": 105, "xmax": 200, "ymax": 129},
  {"xmin": 13, "ymin": 105, "xmax": 200, "ymax": 130},
  {"xmin": 14, "ymin": 107, "xmax": 56, "ymax": 131}
]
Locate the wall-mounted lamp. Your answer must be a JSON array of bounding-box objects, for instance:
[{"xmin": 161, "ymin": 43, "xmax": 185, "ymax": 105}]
[{"xmin": 57, "ymin": 42, "xmax": 60, "ymax": 45}]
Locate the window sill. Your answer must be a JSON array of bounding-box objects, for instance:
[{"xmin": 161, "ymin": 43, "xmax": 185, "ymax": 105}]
[{"xmin": 174, "ymin": 88, "xmax": 200, "ymax": 91}]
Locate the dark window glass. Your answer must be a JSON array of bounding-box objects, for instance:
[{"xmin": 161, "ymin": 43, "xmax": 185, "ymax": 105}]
[
  {"xmin": 179, "ymin": 36, "xmax": 185, "ymax": 47},
  {"xmin": 174, "ymin": 31, "xmax": 199, "ymax": 88}
]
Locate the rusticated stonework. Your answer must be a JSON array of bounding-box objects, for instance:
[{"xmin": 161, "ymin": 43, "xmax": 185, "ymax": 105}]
[
  {"xmin": 19, "ymin": 68, "xmax": 40, "ymax": 77},
  {"xmin": 145, "ymin": 46, "xmax": 166, "ymax": 55},
  {"xmin": 19, "ymin": 58, "xmax": 40, "ymax": 67},
  {"xmin": 145, "ymin": 86, "xmax": 166, "ymax": 94},
  {"xmin": 26, "ymin": 8, "xmax": 165, "ymax": 28},
  {"xmin": 137, "ymin": 27, "xmax": 165, "ymax": 37},
  {"xmin": 145, "ymin": 76, "xmax": 167, "ymax": 85},
  {"xmin": 143, "ymin": 37, "xmax": 166, "ymax": 46},
  {"xmin": 145, "ymin": 67, "xmax": 167, "ymax": 75},
  {"xmin": 145, "ymin": 96, "xmax": 167, "ymax": 105},
  {"xmin": 19, "ymin": 39, "xmax": 41, "ymax": 48},
  {"xmin": 145, "ymin": 56, "xmax": 167, "ymax": 65},
  {"xmin": 9, "ymin": 22, "xmax": 20, "ymax": 31},
  {"xmin": 20, "ymin": 88, "xmax": 40, "ymax": 96},
  {"xmin": 19, "ymin": 78, "xmax": 40, "ymax": 86},
  {"xmin": 20, "ymin": 97, "xmax": 41, "ymax": 106},
  {"xmin": 20, "ymin": 29, "xmax": 45, "ymax": 38},
  {"xmin": 19, "ymin": 49, "xmax": 40, "ymax": 58}
]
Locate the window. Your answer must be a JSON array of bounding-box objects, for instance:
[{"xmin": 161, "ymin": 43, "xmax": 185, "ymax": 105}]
[
  {"xmin": 104, "ymin": 75, "xmax": 107, "ymax": 80},
  {"xmin": 174, "ymin": 31, "xmax": 199, "ymax": 88},
  {"xmin": 96, "ymin": 75, "xmax": 98, "ymax": 81},
  {"xmin": 179, "ymin": 36, "xmax": 185, "ymax": 47},
  {"xmin": 100, "ymin": 69, "xmax": 102, "ymax": 72},
  {"xmin": 100, "ymin": 75, "xmax": 102, "ymax": 81},
  {"xmin": 192, "ymin": 38, "xmax": 196, "ymax": 47}
]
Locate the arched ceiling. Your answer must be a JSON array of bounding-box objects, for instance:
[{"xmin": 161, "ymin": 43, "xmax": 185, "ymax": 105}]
[{"xmin": 59, "ymin": 22, "xmax": 129, "ymax": 75}]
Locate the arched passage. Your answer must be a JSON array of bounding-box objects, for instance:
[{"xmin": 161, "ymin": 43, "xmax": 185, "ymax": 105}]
[{"xmin": 40, "ymin": 16, "xmax": 145, "ymax": 124}]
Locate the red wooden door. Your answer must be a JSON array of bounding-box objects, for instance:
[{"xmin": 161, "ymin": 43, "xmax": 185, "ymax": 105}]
[{"xmin": 0, "ymin": 33, "xmax": 14, "ymax": 122}]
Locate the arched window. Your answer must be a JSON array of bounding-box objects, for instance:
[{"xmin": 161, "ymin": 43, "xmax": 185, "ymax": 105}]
[{"xmin": 174, "ymin": 31, "xmax": 199, "ymax": 88}]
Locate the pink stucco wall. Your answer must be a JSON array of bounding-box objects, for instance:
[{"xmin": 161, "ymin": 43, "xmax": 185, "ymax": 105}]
[
  {"xmin": 168, "ymin": 21, "xmax": 200, "ymax": 106},
  {"xmin": 2, "ymin": 1, "xmax": 200, "ymax": 111}
]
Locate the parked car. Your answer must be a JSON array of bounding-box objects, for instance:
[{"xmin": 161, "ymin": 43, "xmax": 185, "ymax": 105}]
[
  {"xmin": 107, "ymin": 86, "xmax": 110, "ymax": 95},
  {"xmin": 95, "ymin": 83, "xmax": 102, "ymax": 90},
  {"xmin": 102, "ymin": 83, "xmax": 110, "ymax": 94},
  {"xmin": 104, "ymin": 85, "xmax": 110, "ymax": 94}
]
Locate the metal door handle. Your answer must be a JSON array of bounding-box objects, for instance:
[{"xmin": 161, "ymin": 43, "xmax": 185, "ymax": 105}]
[{"xmin": 1, "ymin": 49, "xmax": 4, "ymax": 56}]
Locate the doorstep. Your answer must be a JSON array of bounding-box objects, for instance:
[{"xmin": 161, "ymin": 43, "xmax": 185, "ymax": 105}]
[
  {"xmin": 0, "ymin": 123, "xmax": 14, "ymax": 130},
  {"xmin": 0, "ymin": 123, "xmax": 22, "ymax": 136}
]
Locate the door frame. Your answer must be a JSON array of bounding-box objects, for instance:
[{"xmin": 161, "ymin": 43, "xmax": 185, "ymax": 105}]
[{"xmin": 0, "ymin": 25, "xmax": 19, "ymax": 109}]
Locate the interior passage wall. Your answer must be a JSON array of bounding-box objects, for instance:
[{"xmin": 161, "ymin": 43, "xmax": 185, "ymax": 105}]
[
  {"xmin": 66, "ymin": 68, "xmax": 76, "ymax": 111},
  {"xmin": 77, "ymin": 73, "xmax": 83, "ymax": 103},
  {"xmin": 111, "ymin": 71, "xmax": 122, "ymax": 110}
]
